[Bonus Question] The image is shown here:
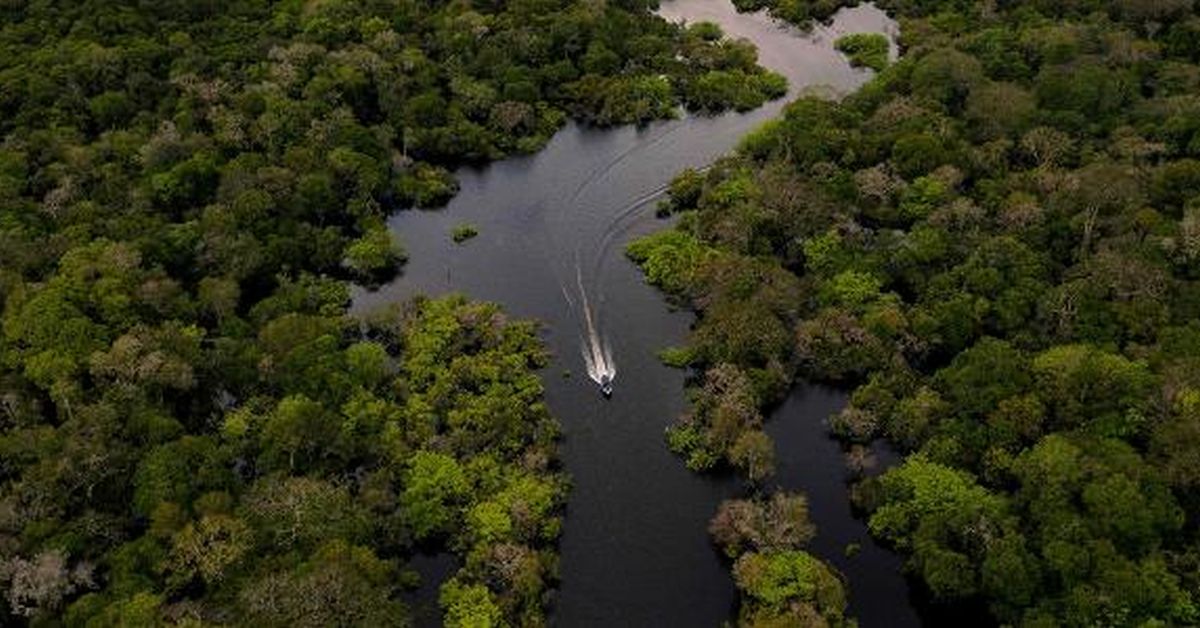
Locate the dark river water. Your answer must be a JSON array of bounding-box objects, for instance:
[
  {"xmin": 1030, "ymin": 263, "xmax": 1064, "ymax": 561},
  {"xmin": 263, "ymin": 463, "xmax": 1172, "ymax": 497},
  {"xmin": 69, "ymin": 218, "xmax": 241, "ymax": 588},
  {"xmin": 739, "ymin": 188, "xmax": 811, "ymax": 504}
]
[{"xmin": 354, "ymin": 1, "xmax": 918, "ymax": 626}]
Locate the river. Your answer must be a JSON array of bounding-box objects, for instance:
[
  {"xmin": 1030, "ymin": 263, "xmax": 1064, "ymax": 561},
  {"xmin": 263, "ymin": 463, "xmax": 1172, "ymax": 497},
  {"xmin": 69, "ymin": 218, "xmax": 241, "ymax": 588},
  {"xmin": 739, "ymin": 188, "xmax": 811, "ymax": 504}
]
[{"xmin": 353, "ymin": 1, "xmax": 918, "ymax": 625}]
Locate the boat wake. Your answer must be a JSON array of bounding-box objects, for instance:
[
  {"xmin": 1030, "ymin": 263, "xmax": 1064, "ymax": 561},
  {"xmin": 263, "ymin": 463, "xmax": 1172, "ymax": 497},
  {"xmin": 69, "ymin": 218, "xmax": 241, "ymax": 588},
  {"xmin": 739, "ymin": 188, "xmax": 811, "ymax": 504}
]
[
  {"xmin": 573, "ymin": 264, "xmax": 616, "ymax": 395},
  {"xmin": 556, "ymin": 125, "xmax": 691, "ymax": 397}
]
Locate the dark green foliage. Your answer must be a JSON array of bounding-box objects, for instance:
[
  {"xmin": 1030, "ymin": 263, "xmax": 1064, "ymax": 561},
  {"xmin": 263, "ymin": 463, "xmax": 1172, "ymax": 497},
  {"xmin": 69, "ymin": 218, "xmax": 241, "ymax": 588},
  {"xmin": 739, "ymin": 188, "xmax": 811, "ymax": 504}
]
[
  {"xmin": 835, "ymin": 33, "xmax": 891, "ymax": 71},
  {"xmin": 344, "ymin": 227, "xmax": 406, "ymax": 282},
  {"xmin": 0, "ymin": 256, "xmax": 568, "ymax": 624},
  {"xmin": 633, "ymin": 1, "xmax": 1200, "ymax": 624},
  {"xmin": 451, "ymin": 223, "xmax": 480, "ymax": 244},
  {"xmin": 1, "ymin": 270, "xmax": 566, "ymax": 624},
  {"xmin": 683, "ymin": 70, "xmax": 789, "ymax": 113},
  {"xmin": 0, "ymin": 0, "xmax": 719, "ymax": 620},
  {"xmin": 732, "ymin": 0, "xmax": 860, "ymax": 28}
]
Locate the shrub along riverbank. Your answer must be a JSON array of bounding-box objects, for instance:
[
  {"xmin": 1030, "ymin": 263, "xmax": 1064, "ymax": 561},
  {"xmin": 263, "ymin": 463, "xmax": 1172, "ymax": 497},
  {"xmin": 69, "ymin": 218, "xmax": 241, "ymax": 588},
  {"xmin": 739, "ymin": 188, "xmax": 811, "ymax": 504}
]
[{"xmin": 635, "ymin": 0, "xmax": 1200, "ymax": 624}]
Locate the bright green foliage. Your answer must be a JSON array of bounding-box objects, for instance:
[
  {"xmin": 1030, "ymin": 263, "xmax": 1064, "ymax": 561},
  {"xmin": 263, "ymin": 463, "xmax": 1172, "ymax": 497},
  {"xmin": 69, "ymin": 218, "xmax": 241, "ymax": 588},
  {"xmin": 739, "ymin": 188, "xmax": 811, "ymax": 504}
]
[
  {"xmin": 345, "ymin": 341, "xmax": 391, "ymax": 389},
  {"xmin": 823, "ymin": 270, "xmax": 884, "ymax": 309},
  {"xmin": 710, "ymin": 492, "xmax": 847, "ymax": 627},
  {"xmin": 667, "ymin": 423, "xmax": 722, "ymax": 472},
  {"xmin": 442, "ymin": 579, "xmax": 506, "ymax": 628},
  {"xmin": 452, "ymin": 224, "xmax": 480, "ymax": 244},
  {"xmin": 466, "ymin": 501, "xmax": 514, "ymax": 546},
  {"xmin": 732, "ymin": 551, "xmax": 850, "ymax": 626},
  {"xmin": 658, "ymin": 345, "xmax": 696, "ymax": 368},
  {"xmin": 898, "ymin": 176, "xmax": 949, "ymax": 221},
  {"xmin": 836, "ymin": 33, "xmax": 890, "ymax": 71},
  {"xmin": 801, "ymin": 230, "xmax": 851, "ymax": 276},
  {"xmin": 627, "ymin": 230, "xmax": 714, "ymax": 297},
  {"xmin": 0, "ymin": 266, "xmax": 563, "ymax": 628},
  {"xmin": 395, "ymin": 164, "xmax": 460, "ymax": 209},
  {"xmin": 1031, "ymin": 345, "xmax": 1154, "ymax": 437},
  {"xmin": 402, "ymin": 451, "xmax": 471, "ymax": 540},
  {"xmin": 872, "ymin": 459, "xmax": 1004, "ymax": 535},
  {"xmin": 732, "ymin": 0, "xmax": 859, "ymax": 28},
  {"xmin": 344, "ymin": 228, "xmax": 406, "ymax": 280},
  {"xmin": 684, "ymin": 70, "xmax": 789, "ymax": 113}
]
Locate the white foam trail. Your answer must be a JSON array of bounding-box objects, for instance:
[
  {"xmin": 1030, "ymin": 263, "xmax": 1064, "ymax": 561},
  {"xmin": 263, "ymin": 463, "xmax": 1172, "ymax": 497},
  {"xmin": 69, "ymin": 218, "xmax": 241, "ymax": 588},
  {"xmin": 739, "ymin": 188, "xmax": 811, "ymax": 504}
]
[
  {"xmin": 576, "ymin": 263, "xmax": 616, "ymax": 386},
  {"xmin": 602, "ymin": 337, "xmax": 615, "ymax": 380},
  {"xmin": 560, "ymin": 281, "xmax": 575, "ymax": 309}
]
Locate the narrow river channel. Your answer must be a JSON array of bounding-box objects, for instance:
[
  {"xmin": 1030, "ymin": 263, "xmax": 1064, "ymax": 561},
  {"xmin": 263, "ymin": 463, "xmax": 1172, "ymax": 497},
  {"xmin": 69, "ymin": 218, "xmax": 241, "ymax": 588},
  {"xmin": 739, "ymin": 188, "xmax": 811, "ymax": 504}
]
[{"xmin": 353, "ymin": 1, "xmax": 919, "ymax": 625}]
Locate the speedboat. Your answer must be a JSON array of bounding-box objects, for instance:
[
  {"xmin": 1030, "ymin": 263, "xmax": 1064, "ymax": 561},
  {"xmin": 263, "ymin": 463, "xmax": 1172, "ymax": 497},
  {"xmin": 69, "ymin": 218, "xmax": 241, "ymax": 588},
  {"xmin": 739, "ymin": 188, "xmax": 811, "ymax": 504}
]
[{"xmin": 599, "ymin": 373, "xmax": 614, "ymax": 397}]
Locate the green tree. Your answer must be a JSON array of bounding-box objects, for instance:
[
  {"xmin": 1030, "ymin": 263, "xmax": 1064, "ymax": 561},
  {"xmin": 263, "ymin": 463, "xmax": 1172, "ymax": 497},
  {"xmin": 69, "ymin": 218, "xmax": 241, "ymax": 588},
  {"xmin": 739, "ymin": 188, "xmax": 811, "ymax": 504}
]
[
  {"xmin": 344, "ymin": 227, "xmax": 406, "ymax": 281},
  {"xmin": 441, "ymin": 579, "xmax": 505, "ymax": 628},
  {"xmin": 401, "ymin": 451, "xmax": 470, "ymax": 540}
]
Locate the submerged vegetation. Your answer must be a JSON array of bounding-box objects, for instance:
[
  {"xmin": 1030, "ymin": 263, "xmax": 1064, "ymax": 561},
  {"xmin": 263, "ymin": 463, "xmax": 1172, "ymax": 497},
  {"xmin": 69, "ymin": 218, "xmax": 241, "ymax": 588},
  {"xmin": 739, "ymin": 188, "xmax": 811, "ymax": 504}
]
[
  {"xmin": 634, "ymin": 0, "xmax": 1200, "ymax": 624},
  {"xmin": 452, "ymin": 224, "xmax": 480, "ymax": 244}
]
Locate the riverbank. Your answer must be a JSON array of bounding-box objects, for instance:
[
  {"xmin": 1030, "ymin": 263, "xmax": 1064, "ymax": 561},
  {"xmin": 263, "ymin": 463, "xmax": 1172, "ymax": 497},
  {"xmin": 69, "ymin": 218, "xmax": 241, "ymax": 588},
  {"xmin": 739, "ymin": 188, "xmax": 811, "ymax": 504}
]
[{"xmin": 354, "ymin": 1, "xmax": 913, "ymax": 624}]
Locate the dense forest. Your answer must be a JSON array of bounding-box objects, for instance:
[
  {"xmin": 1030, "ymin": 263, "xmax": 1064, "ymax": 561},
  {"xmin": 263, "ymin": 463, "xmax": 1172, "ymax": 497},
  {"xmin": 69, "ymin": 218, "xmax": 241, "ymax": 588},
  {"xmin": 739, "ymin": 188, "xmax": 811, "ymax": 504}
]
[
  {"xmin": 7, "ymin": 0, "xmax": 1200, "ymax": 625},
  {"xmin": 0, "ymin": 0, "xmax": 804, "ymax": 624},
  {"xmin": 633, "ymin": 0, "xmax": 1200, "ymax": 625}
]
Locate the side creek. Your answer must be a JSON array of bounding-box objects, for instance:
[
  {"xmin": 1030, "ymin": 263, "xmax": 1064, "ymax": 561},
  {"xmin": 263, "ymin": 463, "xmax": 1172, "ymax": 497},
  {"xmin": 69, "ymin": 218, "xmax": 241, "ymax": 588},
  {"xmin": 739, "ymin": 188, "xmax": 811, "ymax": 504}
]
[{"xmin": 352, "ymin": 2, "xmax": 920, "ymax": 625}]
